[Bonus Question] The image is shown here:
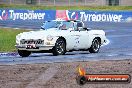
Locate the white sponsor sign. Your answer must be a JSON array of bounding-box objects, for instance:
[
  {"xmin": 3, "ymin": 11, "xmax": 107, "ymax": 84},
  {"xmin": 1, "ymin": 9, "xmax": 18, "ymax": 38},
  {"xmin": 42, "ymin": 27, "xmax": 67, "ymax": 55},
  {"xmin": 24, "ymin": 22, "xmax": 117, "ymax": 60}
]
[
  {"xmin": 80, "ymin": 12, "xmax": 122, "ymax": 22},
  {"xmin": 0, "ymin": 10, "xmax": 45, "ymax": 20}
]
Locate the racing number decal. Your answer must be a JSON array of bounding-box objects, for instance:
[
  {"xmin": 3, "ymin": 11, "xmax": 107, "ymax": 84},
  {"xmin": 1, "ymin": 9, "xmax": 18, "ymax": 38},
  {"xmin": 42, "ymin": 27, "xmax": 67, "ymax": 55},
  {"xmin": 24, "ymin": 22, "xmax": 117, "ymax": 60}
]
[
  {"xmin": 74, "ymin": 35, "xmax": 80, "ymax": 48},
  {"xmin": 75, "ymin": 37, "xmax": 80, "ymax": 43},
  {"xmin": 26, "ymin": 44, "xmax": 36, "ymax": 49}
]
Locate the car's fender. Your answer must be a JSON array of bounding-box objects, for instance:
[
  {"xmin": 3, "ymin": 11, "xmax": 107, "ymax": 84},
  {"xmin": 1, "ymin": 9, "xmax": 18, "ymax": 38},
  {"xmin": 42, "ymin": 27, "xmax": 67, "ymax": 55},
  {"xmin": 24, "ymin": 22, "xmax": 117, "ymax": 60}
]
[{"xmin": 87, "ymin": 30, "xmax": 105, "ymax": 47}]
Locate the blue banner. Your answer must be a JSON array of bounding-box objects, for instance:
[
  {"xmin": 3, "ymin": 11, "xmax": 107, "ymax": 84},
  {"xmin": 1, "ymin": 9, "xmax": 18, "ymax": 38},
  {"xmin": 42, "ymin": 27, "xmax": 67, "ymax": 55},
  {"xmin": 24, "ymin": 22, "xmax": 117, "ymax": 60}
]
[
  {"xmin": 0, "ymin": 9, "xmax": 132, "ymax": 22},
  {"xmin": 0, "ymin": 9, "xmax": 56, "ymax": 21},
  {"xmin": 56, "ymin": 10, "xmax": 132, "ymax": 22}
]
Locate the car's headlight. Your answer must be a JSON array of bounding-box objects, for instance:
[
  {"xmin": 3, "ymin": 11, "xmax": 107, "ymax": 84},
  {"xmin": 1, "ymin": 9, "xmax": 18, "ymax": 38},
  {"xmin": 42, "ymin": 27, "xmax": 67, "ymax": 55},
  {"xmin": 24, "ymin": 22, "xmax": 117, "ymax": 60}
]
[{"xmin": 47, "ymin": 35, "xmax": 53, "ymax": 41}]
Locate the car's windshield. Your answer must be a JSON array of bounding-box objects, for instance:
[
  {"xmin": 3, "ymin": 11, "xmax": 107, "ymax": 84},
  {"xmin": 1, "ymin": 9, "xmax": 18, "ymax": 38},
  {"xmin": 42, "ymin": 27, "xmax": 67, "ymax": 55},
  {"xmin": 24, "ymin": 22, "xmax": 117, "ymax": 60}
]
[
  {"xmin": 41, "ymin": 21, "xmax": 73, "ymax": 30},
  {"xmin": 41, "ymin": 21, "xmax": 61, "ymax": 29},
  {"xmin": 60, "ymin": 21, "xmax": 73, "ymax": 30}
]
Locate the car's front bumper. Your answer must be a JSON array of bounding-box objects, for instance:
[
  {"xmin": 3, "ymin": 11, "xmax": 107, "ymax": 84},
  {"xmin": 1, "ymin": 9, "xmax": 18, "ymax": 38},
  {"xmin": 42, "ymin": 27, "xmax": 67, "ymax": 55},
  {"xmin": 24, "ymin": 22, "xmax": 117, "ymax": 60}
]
[{"xmin": 15, "ymin": 45, "xmax": 54, "ymax": 51}]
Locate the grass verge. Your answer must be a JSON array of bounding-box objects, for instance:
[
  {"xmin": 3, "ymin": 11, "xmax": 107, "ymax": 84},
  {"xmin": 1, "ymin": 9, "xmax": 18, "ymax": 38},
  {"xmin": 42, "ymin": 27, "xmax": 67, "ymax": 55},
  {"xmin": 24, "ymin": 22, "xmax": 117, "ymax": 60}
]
[
  {"xmin": 0, "ymin": 4, "xmax": 132, "ymax": 11},
  {"xmin": 0, "ymin": 28, "xmax": 28, "ymax": 52}
]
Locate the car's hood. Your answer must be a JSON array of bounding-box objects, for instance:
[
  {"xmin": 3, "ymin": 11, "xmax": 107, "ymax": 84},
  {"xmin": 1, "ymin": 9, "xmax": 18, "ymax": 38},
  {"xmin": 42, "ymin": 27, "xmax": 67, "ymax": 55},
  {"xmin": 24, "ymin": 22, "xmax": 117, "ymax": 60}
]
[{"xmin": 19, "ymin": 28, "xmax": 68, "ymax": 39}]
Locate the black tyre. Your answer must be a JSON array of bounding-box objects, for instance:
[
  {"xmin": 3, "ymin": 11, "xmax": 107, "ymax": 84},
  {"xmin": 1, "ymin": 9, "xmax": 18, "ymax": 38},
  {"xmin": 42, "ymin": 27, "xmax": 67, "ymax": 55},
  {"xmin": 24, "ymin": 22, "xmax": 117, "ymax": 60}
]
[
  {"xmin": 52, "ymin": 38, "xmax": 66, "ymax": 56},
  {"xmin": 89, "ymin": 38, "xmax": 100, "ymax": 53},
  {"xmin": 76, "ymin": 76, "xmax": 87, "ymax": 85},
  {"xmin": 18, "ymin": 50, "xmax": 31, "ymax": 57}
]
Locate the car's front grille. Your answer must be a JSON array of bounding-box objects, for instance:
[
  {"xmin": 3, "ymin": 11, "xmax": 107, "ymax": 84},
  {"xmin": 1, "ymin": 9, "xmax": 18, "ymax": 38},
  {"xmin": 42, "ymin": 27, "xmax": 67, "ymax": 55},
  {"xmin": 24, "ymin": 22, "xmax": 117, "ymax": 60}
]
[{"xmin": 20, "ymin": 39, "xmax": 44, "ymax": 45}]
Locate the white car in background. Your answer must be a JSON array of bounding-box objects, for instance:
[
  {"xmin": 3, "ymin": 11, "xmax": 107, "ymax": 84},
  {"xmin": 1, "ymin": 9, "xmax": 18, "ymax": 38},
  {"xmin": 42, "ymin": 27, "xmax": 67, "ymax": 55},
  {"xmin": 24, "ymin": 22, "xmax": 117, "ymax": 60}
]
[{"xmin": 15, "ymin": 20, "xmax": 106, "ymax": 57}]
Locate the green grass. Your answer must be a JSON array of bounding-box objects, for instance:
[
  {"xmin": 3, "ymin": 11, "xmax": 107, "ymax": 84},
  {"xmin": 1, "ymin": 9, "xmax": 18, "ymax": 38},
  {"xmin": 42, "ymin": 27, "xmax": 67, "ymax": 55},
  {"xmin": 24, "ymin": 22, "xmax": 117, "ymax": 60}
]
[
  {"xmin": 0, "ymin": 28, "xmax": 28, "ymax": 52},
  {"xmin": 0, "ymin": 4, "xmax": 132, "ymax": 11}
]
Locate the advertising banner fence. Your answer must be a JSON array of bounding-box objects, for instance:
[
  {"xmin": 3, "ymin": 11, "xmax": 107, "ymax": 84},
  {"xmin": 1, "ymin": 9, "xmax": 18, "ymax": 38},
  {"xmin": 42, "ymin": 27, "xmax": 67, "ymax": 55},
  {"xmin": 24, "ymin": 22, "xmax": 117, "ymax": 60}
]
[
  {"xmin": 0, "ymin": 9, "xmax": 131, "ymax": 23},
  {"xmin": 0, "ymin": 9, "xmax": 56, "ymax": 21}
]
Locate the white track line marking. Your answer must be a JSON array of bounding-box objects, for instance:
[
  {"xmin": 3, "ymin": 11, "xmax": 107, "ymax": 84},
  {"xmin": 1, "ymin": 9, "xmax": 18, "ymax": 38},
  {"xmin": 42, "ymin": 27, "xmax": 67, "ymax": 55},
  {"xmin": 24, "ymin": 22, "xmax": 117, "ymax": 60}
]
[{"xmin": 25, "ymin": 66, "xmax": 58, "ymax": 88}]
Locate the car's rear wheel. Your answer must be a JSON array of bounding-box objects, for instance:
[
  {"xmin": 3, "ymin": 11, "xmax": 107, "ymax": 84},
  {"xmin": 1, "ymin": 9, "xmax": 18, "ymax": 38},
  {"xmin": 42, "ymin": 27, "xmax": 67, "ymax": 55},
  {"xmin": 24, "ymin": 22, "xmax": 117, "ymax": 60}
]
[
  {"xmin": 52, "ymin": 38, "xmax": 66, "ymax": 56},
  {"xmin": 18, "ymin": 50, "xmax": 31, "ymax": 57},
  {"xmin": 89, "ymin": 38, "xmax": 100, "ymax": 53}
]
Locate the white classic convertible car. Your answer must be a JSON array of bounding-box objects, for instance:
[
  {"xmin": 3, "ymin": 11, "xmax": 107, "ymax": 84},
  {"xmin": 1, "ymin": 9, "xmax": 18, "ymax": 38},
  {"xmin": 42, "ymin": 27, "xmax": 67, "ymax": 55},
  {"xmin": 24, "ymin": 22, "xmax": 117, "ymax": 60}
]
[{"xmin": 16, "ymin": 20, "xmax": 106, "ymax": 57}]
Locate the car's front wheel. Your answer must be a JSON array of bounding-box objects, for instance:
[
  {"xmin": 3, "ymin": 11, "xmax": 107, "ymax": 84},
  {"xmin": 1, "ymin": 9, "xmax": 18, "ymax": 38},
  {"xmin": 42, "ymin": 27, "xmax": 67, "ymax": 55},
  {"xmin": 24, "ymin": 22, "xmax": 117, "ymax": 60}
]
[
  {"xmin": 18, "ymin": 50, "xmax": 31, "ymax": 57},
  {"xmin": 89, "ymin": 38, "xmax": 100, "ymax": 53},
  {"xmin": 52, "ymin": 38, "xmax": 66, "ymax": 56}
]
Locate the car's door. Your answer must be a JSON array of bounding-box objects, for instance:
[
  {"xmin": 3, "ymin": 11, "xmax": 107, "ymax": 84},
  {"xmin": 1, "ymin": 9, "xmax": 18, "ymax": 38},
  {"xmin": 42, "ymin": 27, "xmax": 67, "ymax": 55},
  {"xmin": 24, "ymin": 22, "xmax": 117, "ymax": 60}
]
[
  {"xmin": 78, "ymin": 28, "xmax": 90, "ymax": 49},
  {"xmin": 76, "ymin": 22, "xmax": 89, "ymax": 49},
  {"xmin": 69, "ymin": 22, "xmax": 88, "ymax": 50},
  {"xmin": 65, "ymin": 22, "xmax": 80, "ymax": 50},
  {"xmin": 68, "ymin": 29, "xmax": 81, "ymax": 50},
  {"xmin": 66, "ymin": 22, "xmax": 89, "ymax": 50}
]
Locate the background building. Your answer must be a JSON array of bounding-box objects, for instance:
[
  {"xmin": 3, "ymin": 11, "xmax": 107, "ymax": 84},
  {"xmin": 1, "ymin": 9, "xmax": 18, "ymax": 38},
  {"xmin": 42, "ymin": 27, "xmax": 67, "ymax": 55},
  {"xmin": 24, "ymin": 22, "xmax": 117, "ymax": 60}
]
[{"xmin": 0, "ymin": 0, "xmax": 132, "ymax": 6}]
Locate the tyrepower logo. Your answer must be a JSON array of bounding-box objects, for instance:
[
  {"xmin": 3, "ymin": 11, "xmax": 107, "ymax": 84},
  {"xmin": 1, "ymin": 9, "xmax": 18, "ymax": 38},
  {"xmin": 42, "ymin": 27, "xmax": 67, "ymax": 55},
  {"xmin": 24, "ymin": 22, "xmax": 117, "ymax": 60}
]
[
  {"xmin": 80, "ymin": 12, "xmax": 122, "ymax": 22},
  {"xmin": 0, "ymin": 10, "xmax": 45, "ymax": 20},
  {"xmin": 0, "ymin": 10, "xmax": 8, "ymax": 20},
  {"xmin": 76, "ymin": 66, "xmax": 131, "ymax": 85}
]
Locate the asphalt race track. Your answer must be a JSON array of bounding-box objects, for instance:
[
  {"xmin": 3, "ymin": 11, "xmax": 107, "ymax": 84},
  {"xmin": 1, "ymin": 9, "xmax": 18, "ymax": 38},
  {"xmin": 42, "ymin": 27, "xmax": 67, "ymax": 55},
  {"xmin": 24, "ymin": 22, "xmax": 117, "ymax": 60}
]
[{"xmin": 0, "ymin": 21, "xmax": 132, "ymax": 65}]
